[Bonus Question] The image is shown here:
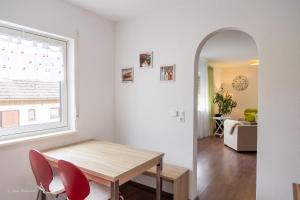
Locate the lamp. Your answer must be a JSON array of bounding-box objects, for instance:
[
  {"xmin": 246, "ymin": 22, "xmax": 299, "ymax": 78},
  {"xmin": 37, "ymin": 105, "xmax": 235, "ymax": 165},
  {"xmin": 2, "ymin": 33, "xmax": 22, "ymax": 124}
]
[{"xmin": 250, "ymin": 59, "xmax": 259, "ymax": 66}]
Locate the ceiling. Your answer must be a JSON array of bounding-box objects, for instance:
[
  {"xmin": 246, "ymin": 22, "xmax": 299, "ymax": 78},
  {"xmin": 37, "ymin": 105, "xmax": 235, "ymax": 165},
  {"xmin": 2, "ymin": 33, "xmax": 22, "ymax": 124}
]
[
  {"xmin": 200, "ymin": 30, "xmax": 258, "ymax": 68},
  {"xmin": 63, "ymin": 0, "xmax": 188, "ymax": 21}
]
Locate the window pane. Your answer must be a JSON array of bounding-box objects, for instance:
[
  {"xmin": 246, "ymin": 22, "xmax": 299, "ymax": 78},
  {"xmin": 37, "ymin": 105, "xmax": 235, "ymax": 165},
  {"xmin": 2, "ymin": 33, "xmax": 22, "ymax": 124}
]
[{"xmin": 0, "ymin": 27, "xmax": 67, "ymax": 137}]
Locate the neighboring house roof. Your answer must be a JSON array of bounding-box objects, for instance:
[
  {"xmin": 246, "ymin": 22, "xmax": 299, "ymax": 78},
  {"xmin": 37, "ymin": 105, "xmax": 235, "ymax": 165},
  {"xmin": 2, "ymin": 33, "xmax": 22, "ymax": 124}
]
[{"xmin": 0, "ymin": 80, "xmax": 60, "ymax": 100}]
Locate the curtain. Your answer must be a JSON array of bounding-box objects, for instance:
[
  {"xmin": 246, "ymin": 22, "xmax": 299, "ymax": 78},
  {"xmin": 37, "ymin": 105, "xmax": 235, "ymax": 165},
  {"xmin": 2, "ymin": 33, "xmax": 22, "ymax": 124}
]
[
  {"xmin": 198, "ymin": 59, "xmax": 210, "ymax": 139},
  {"xmin": 208, "ymin": 66, "xmax": 214, "ymax": 136}
]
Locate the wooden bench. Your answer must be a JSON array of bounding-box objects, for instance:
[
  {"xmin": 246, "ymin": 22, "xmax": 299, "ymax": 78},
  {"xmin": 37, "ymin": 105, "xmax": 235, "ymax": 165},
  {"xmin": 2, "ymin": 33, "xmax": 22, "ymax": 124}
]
[{"xmin": 144, "ymin": 163, "xmax": 189, "ymax": 200}]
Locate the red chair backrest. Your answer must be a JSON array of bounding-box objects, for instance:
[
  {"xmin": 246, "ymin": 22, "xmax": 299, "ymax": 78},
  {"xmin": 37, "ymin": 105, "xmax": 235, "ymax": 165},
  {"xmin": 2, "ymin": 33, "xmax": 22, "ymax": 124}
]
[
  {"xmin": 58, "ymin": 160, "xmax": 90, "ymax": 200},
  {"xmin": 29, "ymin": 149, "xmax": 53, "ymax": 192}
]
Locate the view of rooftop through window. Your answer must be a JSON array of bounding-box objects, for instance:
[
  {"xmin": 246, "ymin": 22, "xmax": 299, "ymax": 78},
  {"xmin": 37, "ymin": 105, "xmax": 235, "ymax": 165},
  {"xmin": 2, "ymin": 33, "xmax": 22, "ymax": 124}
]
[{"xmin": 0, "ymin": 27, "xmax": 66, "ymax": 132}]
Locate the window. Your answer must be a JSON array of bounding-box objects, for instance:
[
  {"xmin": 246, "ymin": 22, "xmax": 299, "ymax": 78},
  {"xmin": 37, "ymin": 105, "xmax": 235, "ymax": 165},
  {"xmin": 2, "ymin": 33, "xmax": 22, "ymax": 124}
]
[
  {"xmin": 0, "ymin": 22, "xmax": 73, "ymax": 140},
  {"xmin": 28, "ymin": 109, "xmax": 36, "ymax": 121}
]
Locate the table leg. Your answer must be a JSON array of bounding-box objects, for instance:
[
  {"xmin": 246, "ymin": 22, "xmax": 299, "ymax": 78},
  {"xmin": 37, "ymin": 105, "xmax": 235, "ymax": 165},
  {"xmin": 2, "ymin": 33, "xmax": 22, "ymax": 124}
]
[
  {"xmin": 111, "ymin": 180, "xmax": 119, "ymax": 200},
  {"xmin": 214, "ymin": 120, "xmax": 220, "ymax": 135},
  {"xmin": 156, "ymin": 158, "xmax": 163, "ymax": 200},
  {"xmin": 220, "ymin": 120, "xmax": 225, "ymax": 137},
  {"xmin": 214, "ymin": 119, "xmax": 224, "ymax": 137}
]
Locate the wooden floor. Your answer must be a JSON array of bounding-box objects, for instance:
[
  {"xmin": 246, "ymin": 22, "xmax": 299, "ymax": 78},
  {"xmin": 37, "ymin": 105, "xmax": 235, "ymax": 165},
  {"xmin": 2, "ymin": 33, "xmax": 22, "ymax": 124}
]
[
  {"xmin": 120, "ymin": 182, "xmax": 172, "ymax": 200},
  {"xmin": 197, "ymin": 137, "xmax": 256, "ymax": 200},
  {"xmin": 120, "ymin": 136, "xmax": 256, "ymax": 200}
]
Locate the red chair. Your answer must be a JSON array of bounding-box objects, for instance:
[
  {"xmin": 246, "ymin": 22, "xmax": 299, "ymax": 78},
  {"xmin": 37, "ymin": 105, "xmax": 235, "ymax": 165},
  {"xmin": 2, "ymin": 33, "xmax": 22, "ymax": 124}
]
[
  {"xmin": 29, "ymin": 149, "xmax": 65, "ymax": 200},
  {"xmin": 57, "ymin": 160, "xmax": 118, "ymax": 200}
]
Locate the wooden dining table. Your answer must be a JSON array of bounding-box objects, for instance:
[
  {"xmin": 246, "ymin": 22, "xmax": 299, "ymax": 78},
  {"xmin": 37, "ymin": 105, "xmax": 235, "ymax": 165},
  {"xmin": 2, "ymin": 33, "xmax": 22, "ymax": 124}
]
[{"xmin": 42, "ymin": 140, "xmax": 164, "ymax": 200}]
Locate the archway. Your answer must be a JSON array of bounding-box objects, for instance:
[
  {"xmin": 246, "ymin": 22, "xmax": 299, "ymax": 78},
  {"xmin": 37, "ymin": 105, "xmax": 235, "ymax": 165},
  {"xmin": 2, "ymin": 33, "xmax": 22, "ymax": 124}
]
[{"xmin": 194, "ymin": 28, "xmax": 259, "ymax": 199}]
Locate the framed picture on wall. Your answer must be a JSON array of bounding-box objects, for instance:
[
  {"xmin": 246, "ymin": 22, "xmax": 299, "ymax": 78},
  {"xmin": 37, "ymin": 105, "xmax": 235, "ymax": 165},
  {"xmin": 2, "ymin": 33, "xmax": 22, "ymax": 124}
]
[
  {"xmin": 160, "ymin": 65, "xmax": 175, "ymax": 81},
  {"xmin": 139, "ymin": 51, "xmax": 153, "ymax": 68},
  {"xmin": 121, "ymin": 68, "xmax": 134, "ymax": 82}
]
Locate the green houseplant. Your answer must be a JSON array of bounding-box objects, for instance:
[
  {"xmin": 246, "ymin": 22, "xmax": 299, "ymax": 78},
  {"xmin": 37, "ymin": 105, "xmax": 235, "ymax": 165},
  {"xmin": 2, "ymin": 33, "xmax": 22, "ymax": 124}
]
[{"xmin": 213, "ymin": 91, "xmax": 237, "ymax": 116}]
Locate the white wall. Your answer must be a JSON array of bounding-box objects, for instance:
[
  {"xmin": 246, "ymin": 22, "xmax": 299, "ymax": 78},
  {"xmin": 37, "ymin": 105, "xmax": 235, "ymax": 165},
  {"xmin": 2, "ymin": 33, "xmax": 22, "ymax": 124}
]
[
  {"xmin": 213, "ymin": 66, "xmax": 258, "ymax": 119},
  {"xmin": 0, "ymin": 0, "xmax": 115, "ymax": 199},
  {"xmin": 115, "ymin": 0, "xmax": 300, "ymax": 199}
]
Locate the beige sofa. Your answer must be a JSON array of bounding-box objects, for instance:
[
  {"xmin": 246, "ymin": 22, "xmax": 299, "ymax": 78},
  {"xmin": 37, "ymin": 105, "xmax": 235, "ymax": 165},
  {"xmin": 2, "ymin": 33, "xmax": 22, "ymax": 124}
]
[{"xmin": 224, "ymin": 119, "xmax": 257, "ymax": 151}]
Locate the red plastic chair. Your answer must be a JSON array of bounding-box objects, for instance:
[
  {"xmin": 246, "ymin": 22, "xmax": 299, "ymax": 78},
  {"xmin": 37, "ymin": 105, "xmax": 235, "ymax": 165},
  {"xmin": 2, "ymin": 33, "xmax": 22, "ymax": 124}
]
[
  {"xmin": 58, "ymin": 160, "xmax": 123, "ymax": 200},
  {"xmin": 57, "ymin": 160, "xmax": 90, "ymax": 200},
  {"xmin": 29, "ymin": 149, "xmax": 65, "ymax": 200}
]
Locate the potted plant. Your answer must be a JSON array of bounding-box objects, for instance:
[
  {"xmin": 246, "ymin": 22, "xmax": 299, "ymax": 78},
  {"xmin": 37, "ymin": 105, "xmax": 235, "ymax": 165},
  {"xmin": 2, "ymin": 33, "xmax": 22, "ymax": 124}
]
[{"xmin": 213, "ymin": 91, "xmax": 237, "ymax": 117}]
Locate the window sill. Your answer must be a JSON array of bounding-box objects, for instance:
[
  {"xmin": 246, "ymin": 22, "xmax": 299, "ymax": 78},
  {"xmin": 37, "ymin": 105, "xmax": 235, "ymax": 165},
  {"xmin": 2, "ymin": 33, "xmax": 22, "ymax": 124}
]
[{"xmin": 0, "ymin": 130, "xmax": 76, "ymax": 148}]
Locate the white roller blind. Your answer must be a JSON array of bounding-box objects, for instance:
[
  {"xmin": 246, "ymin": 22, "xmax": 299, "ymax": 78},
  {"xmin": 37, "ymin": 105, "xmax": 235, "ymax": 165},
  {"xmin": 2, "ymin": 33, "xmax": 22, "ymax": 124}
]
[{"xmin": 0, "ymin": 27, "xmax": 66, "ymax": 82}]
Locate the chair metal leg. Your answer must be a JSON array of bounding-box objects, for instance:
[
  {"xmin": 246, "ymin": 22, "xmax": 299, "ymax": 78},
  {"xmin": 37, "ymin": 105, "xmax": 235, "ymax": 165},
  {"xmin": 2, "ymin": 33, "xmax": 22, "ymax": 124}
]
[
  {"xmin": 36, "ymin": 190, "xmax": 41, "ymax": 200},
  {"xmin": 41, "ymin": 192, "xmax": 46, "ymax": 200}
]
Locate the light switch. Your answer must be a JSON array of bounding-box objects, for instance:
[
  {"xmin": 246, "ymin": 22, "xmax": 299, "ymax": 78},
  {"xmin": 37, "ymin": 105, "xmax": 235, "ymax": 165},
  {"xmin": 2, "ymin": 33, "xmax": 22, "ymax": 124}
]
[
  {"xmin": 170, "ymin": 110, "xmax": 178, "ymax": 117},
  {"xmin": 178, "ymin": 111, "xmax": 185, "ymax": 122}
]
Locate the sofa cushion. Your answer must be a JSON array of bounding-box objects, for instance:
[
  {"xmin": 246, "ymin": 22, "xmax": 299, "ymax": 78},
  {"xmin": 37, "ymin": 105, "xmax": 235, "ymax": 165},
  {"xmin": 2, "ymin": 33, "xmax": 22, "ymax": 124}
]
[{"xmin": 244, "ymin": 109, "xmax": 258, "ymax": 122}]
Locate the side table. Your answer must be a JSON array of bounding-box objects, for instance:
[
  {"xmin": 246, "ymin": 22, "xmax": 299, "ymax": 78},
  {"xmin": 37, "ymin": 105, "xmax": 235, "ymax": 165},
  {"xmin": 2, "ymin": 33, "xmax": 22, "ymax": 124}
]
[{"xmin": 213, "ymin": 116, "xmax": 231, "ymax": 138}]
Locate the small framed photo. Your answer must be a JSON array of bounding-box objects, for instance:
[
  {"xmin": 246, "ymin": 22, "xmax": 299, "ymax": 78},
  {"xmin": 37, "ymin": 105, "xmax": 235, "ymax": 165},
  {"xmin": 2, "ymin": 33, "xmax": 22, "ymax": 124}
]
[
  {"xmin": 139, "ymin": 51, "xmax": 153, "ymax": 68},
  {"xmin": 160, "ymin": 65, "xmax": 175, "ymax": 81},
  {"xmin": 122, "ymin": 68, "xmax": 134, "ymax": 82}
]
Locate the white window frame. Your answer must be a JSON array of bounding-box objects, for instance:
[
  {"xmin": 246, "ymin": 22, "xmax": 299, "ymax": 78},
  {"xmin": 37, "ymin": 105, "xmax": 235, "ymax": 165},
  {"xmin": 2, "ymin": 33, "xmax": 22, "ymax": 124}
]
[{"xmin": 0, "ymin": 20, "xmax": 75, "ymax": 141}]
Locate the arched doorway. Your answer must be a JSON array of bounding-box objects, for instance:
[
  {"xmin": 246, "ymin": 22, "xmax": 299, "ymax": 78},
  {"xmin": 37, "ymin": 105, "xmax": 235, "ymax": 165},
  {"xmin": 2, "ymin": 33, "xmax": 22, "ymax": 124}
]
[{"xmin": 194, "ymin": 28, "xmax": 259, "ymax": 199}]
